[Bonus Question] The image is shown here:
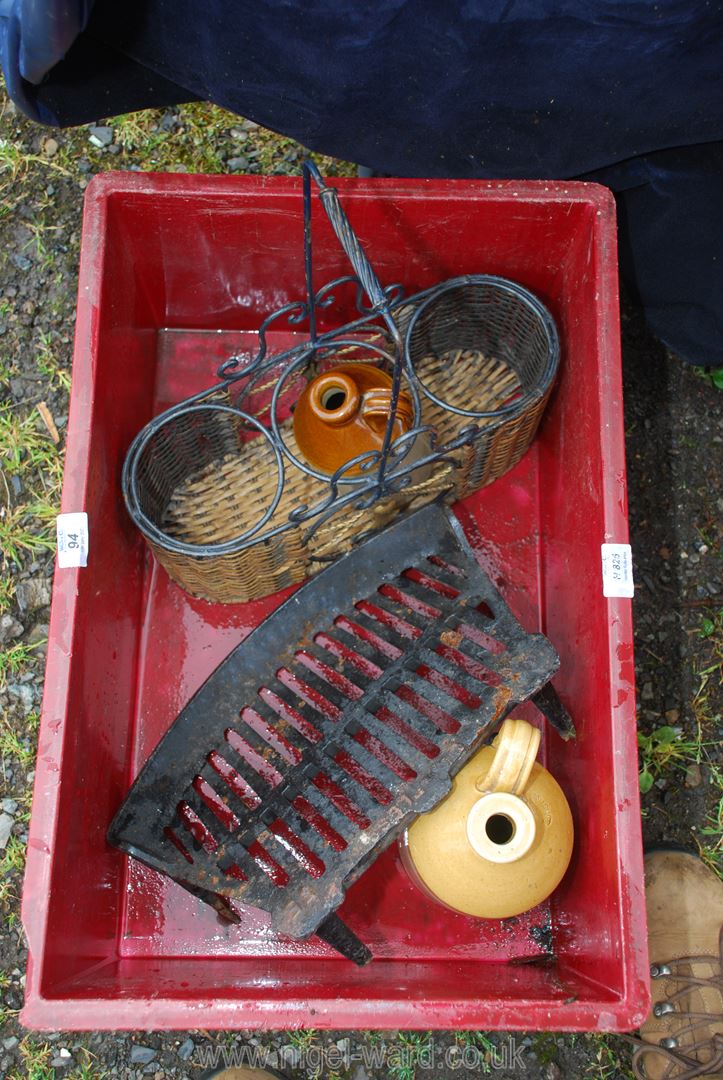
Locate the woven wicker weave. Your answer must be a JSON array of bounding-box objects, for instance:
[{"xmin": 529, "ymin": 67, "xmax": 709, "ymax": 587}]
[{"xmin": 146, "ymin": 346, "xmax": 547, "ymax": 603}]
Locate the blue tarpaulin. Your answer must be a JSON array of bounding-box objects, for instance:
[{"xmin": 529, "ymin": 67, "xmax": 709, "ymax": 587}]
[{"xmin": 2, "ymin": 0, "xmax": 722, "ymax": 366}]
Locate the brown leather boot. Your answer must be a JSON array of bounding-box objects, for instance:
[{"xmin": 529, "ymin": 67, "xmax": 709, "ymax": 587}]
[{"xmin": 630, "ymin": 851, "xmax": 723, "ymax": 1079}]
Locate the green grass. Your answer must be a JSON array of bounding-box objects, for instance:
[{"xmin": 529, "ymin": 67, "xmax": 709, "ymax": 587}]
[
  {"xmin": 387, "ymin": 1032, "xmax": 433, "ymax": 1080},
  {"xmin": 22, "ymin": 217, "xmax": 64, "ymax": 273},
  {"xmin": 0, "ymin": 403, "xmax": 63, "ymax": 574},
  {"xmin": 584, "ymin": 1035, "xmax": 634, "ymax": 1080},
  {"xmin": 0, "ymin": 707, "xmax": 39, "ymax": 771},
  {"xmin": 9, "ymin": 1038, "xmax": 55, "ymax": 1080},
  {"xmin": 73, "ymin": 102, "xmax": 355, "ymax": 178},
  {"xmin": 0, "ymin": 403, "xmax": 60, "ymax": 472},
  {"xmin": 637, "ymin": 725, "xmax": 703, "ymax": 793},
  {"xmin": 0, "ymin": 641, "xmax": 41, "ymax": 691},
  {"xmin": 287, "ymin": 1029, "xmax": 318, "ymax": 1051},
  {"xmin": 454, "ymin": 1031, "xmax": 495, "ymax": 1074},
  {"xmin": 0, "ymin": 834, "xmax": 27, "ymax": 920},
  {"xmin": 638, "ymin": 606, "xmax": 722, "ymax": 797},
  {"xmin": 0, "ymin": 129, "xmax": 70, "ymax": 191},
  {"xmin": 695, "ymin": 762, "xmax": 723, "ymax": 879},
  {"xmin": 68, "ymin": 1066, "xmax": 106, "ymax": 1080},
  {"xmin": 699, "ymin": 367, "xmax": 723, "ymax": 391},
  {"xmin": 67, "ymin": 1048, "xmax": 106, "ymax": 1079},
  {"xmin": 456, "ymin": 1031, "xmax": 495, "ymax": 1052},
  {"xmin": 0, "ymin": 574, "xmax": 14, "ymax": 614},
  {"xmin": 35, "ymin": 329, "xmax": 71, "ymax": 392},
  {"xmin": 689, "ymin": 609, "xmax": 723, "ymax": 875},
  {"xmin": 531, "ymin": 1032, "xmax": 560, "ymax": 1066},
  {"xmin": 692, "ymin": 609, "xmax": 723, "ymax": 734}
]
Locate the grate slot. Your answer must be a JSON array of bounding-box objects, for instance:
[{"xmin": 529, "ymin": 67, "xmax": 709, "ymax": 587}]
[
  {"xmin": 258, "ymin": 686, "xmax": 323, "ymax": 745},
  {"xmin": 368, "ymin": 591, "xmax": 430, "ymax": 637},
  {"xmin": 219, "ymin": 861, "xmax": 248, "ymax": 883},
  {"xmin": 282, "ymin": 665, "xmax": 359, "ymax": 725},
  {"xmin": 266, "ymin": 817, "xmax": 327, "ymax": 879},
  {"xmin": 392, "ymin": 679, "xmax": 462, "ymax": 733},
  {"xmin": 291, "ymin": 793, "xmax": 348, "ymax": 852},
  {"xmin": 332, "ymin": 748, "xmax": 393, "ymax": 805},
  {"xmin": 207, "ymin": 749, "xmax": 263, "ymax": 809},
  {"xmin": 239, "ymin": 706, "xmax": 304, "ymax": 764},
  {"xmin": 216, "ymin": 843, "xmax": 262, "ymax": 888},
  {"xmin": 391, "ymin": 574, "xmax": 461, "ymax": 613},
  {"xmin": 413, "ymin": 662, "xmax": 483, "ymax": 708},
  {"xmin": 426, "ymin": 553, "xmax": 467, "ymax": 580},
  {"xmin": 262, "ymin": 683, "xmax": 345, "ymax": 758},
  {"xmin": 310, "ymin": 770, "xmax": 372, "ymax": 829},
  {"xmin": 179, "ymin": 787, "xmax": 236, "ymax": 854},
  {"xmin": 369, "ymin": 683, "xmax": 454, "ymax": 741},
  {"xmin": 244, "ymin": 838, "xmax": 291, "ymax": 887},
  {"xmin": 276, "ymin": 667, "xmax": 342, "ymax": 722},
  {"xmin": 457, "ymin": 618, "xmax": 507, "ymax": 656},
  {"xmin": 377, "ymin": 582, "xmax": 444, "ymax": 622},
  {"xmin": 275, "ymin": 801, "xmax": 336, "ymax": 862},
  {"xmin": 229, "ymin": 712, "xmax": 298, "ymax": 777},
  {"xmin": 399, "ymin": 662, "xmax": 477, "ymax": 714},
  {"xmin": 402, "ymin": 566, "xmax": 461, "ymax": 599},
  {"xmin": 369, "ymin": 692, "xmax": 444, "ymax": 756},
  {"xmin": 434, "ymin": 642, "xmax": 502, "ymax": 687},
  {"xmin": 351, "ymin": 724, "xmax": 417, "ymax": 781},
  {"xmin": 313, "ymin": 630, "xmax": 385, "ymax": 682},
  {"xmin": 192, "ymin": 776, "xmax": 241, "ymax": 832},
  {"xmin": 294, "ymin": 648, "xmax": 365, "ymax": 701},
  {"xmin": 297, "ymin": 776, "xmax": 366, "ymax": 839},
  {"xmin": 411, "ymin": 645, "xmax": 491, "ymax": 705},
  {"xmin": 224, "ymin": 728, "xmax": 285, "ymax": 788},
  {"xmin": 199, "ymin": 756, "xmax": 269, "ymax": 831},
  {"xmin": 317, "ymin": 747, "xmax": 393, "ymax": 812},
  {"xmin": 333, "ymin": 614, "xmax": 403, "ymax": 661},
  {"xmin": 249, "ymin": 697, "xmax": 315, "ymax": 760},
  {"xmin": 164, "ymin": 826, "xmax": 194, "ymax": 864},
  {"xmin": 177, "ymin": 802, "xmax": 219, "ymax": 854},
  {"xmin": 353, "ymin": 599, "xmax": 420, "ymax": 643},
  {"xmin": 353, "ymin": 709, "xmax": 429, "ymax": 775}
]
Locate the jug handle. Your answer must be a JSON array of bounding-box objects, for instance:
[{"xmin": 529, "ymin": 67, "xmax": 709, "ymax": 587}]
[
  {"xmin": 476, "ymin": 718, "xmax": 541, "ymax": 796},
  {"xmin": 361, "ymin": 388, "xmax": 414, "ymax": 434}
]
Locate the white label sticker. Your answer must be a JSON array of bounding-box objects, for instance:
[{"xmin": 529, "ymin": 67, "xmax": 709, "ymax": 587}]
[
  {"xmin": 601, "ymin": 542, "xmax": 634, "ymax": 598},
  {"xmin": 56, "ymin": 512, "xmax": 88, "ymax": 568}
]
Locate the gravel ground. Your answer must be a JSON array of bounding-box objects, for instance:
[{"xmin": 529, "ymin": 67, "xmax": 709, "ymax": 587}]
[{"xmin": 0, "ymin": 87, "xmax": 720, "ymax": 1080}]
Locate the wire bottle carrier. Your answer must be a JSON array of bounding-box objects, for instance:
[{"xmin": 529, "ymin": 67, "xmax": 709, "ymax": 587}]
[{"xmin": 123, "ymin": 162, "xmax": 560, "ymax": 603}]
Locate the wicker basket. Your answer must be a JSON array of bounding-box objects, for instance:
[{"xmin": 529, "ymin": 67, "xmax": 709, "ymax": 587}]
[{"xmin": 123, "ymin": 167, "xmax": 559, "ymax": 604}]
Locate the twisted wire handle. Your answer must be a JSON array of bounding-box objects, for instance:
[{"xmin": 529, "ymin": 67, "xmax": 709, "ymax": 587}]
[
  {"xmin": 304, "ymin": 160, "xmax": 388, "ymax": 313},
  {"xmin": 303, "ymin": 160, "xmax": 404, "ymax": 481}
]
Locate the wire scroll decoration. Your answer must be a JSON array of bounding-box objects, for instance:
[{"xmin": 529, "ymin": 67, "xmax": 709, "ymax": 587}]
[{"xmin": 123, "ymin": 161, "xmax": 560, "ymax": 559}]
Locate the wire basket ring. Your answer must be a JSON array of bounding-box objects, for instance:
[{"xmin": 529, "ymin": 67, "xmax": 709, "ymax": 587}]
[
  {"xmin": 124, "ymin": 402, "xmax": 285, "ymax": 557},
  {"xmin": 404, "ymin": 275, "xmax": 560, "ymax": 420}
]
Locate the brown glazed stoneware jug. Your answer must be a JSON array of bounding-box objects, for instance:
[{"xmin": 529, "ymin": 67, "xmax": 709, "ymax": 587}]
[
  {"xmin": 401, "ymin": 718, "xmax": 574, "ymax": 919},
  {"xmin": 293, "ymin": 363, "xmax": 414, "ymax": 476}
]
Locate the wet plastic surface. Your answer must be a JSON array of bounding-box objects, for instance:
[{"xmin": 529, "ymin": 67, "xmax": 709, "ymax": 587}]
[{"xmin": 21, "ymin": 173, "xmax": 648, "ymax": 1030}]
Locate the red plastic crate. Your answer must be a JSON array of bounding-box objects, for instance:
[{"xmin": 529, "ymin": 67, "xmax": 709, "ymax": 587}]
[{"xmin": 21, "ymin": 173, "xmax": 648, "ymax": 1031}]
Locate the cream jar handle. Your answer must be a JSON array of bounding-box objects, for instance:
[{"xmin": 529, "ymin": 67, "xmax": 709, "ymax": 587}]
[
  {"xmin": 476, "ymin": 717, "xmax": 541, "ymax": 796},
  {"xmin": 466, "ymin": 718, "xmax": 541, "ymax": 864}
]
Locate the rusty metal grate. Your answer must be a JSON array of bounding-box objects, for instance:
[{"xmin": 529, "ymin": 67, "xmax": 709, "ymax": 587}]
[{"xmin": 108, "ymin": 504, "xmax": 571, "ymax": 963}]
